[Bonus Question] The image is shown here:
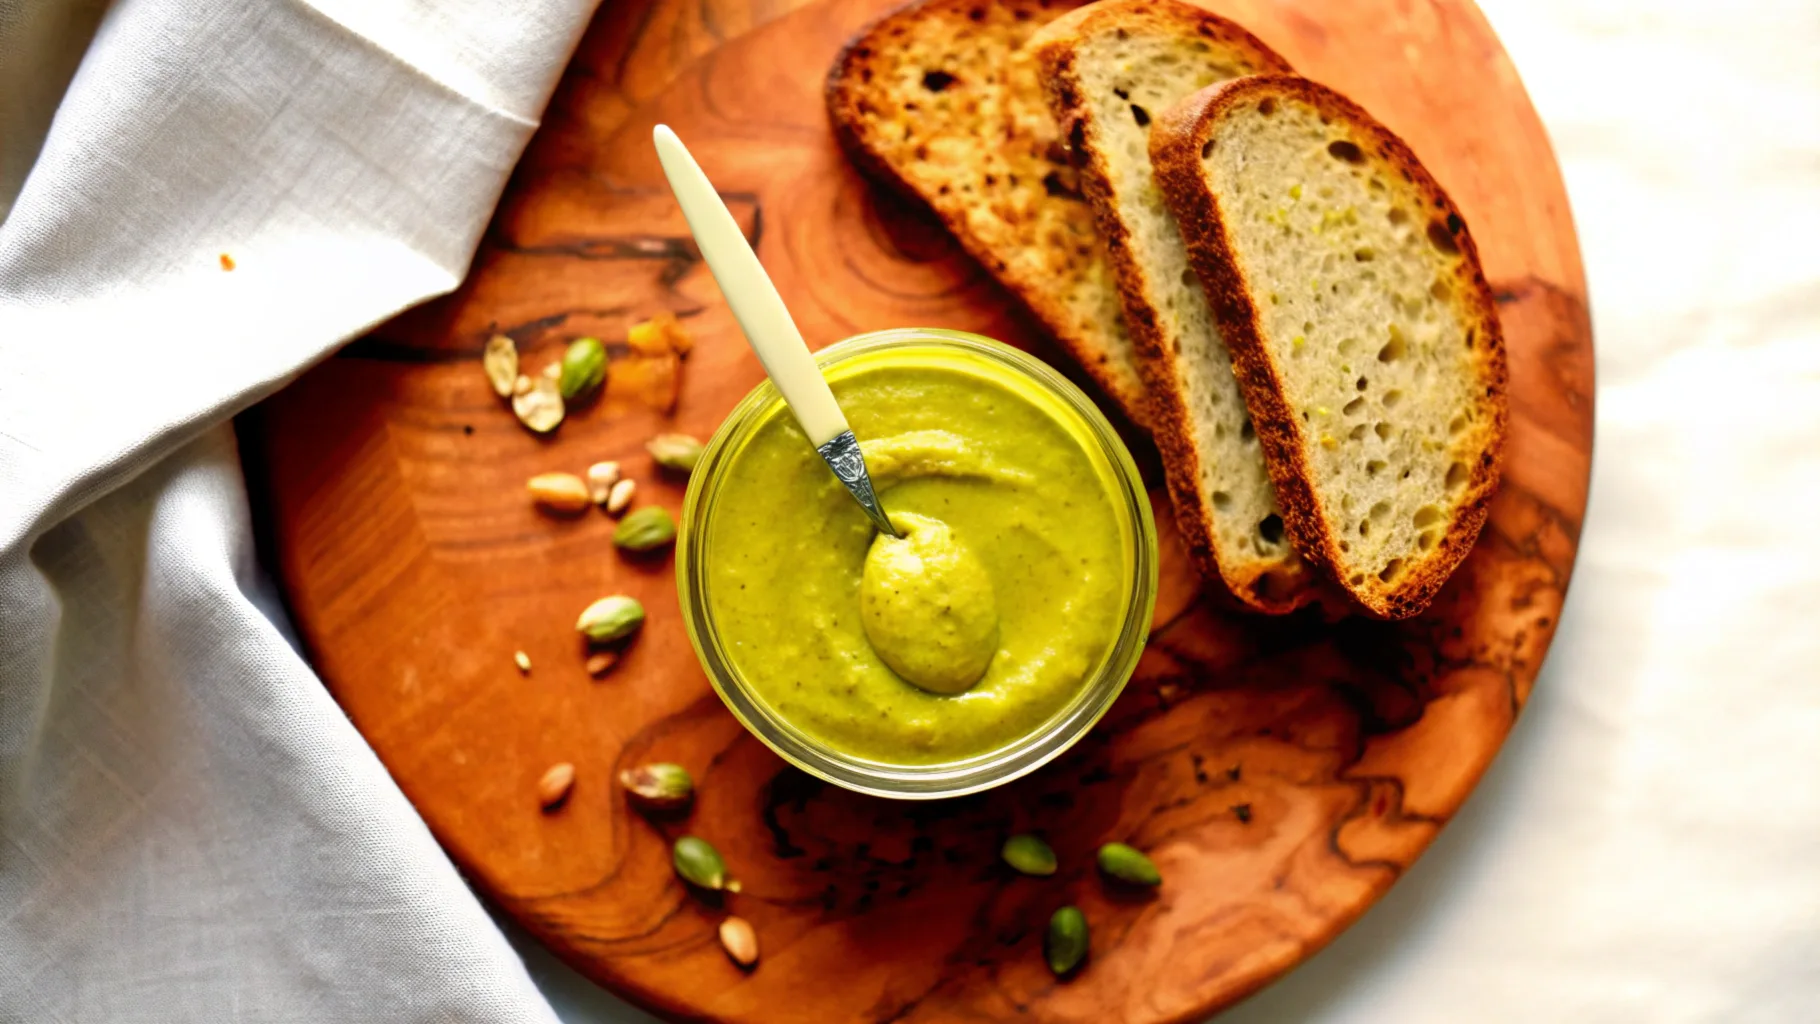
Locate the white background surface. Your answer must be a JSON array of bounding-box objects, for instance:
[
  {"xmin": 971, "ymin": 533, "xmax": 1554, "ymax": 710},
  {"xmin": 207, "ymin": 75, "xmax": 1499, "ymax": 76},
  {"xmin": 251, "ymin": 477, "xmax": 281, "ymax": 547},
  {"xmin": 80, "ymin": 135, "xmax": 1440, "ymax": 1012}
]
[{"xmin": 1, "ymin": 0, "xmax": 1815, "ymax": 1021}]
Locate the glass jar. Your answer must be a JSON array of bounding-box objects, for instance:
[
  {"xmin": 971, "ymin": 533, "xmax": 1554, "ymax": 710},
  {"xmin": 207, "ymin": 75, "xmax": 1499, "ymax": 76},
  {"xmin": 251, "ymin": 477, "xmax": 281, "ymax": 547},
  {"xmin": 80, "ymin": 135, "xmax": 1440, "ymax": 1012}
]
[{"xmin": 677, "ymin": 329, "xmax": 1157, "ymax": 798}]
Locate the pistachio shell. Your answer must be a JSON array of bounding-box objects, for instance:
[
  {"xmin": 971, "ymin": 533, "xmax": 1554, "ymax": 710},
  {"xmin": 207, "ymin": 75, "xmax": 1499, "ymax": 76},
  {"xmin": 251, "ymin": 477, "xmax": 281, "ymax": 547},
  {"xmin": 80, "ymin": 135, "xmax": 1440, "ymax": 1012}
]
[
  {"xmin": 483, "ymin": 335, "xmax": 518, "ymax": 397},
  {"xmin": 512, "ymin": 374, "xmax": 564, "ymax": 433}
]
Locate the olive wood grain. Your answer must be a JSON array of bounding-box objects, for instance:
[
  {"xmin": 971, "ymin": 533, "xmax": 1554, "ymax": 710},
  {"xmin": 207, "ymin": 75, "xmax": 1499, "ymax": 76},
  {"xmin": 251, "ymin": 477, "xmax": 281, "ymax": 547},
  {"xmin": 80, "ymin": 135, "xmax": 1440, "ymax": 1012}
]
[{"xmin": 245, "ymin": 0, "xmax": 1592, "ymax": 1020}]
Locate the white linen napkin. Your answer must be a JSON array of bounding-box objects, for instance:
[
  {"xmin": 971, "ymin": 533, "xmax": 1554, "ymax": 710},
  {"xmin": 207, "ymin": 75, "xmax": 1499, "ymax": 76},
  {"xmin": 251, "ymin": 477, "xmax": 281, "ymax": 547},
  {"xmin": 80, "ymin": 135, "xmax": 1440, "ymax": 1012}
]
[{"xmin": 1, "ymin": 0, "xmax": 594, "ymax": 1018}]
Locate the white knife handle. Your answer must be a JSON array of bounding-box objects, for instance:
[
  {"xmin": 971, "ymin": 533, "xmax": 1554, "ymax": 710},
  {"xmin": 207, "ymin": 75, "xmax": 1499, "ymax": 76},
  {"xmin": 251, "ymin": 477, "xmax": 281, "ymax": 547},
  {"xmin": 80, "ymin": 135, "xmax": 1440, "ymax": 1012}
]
[{"xmin": 653, "ymin": 125, "xmax": 849, "ymax": 447}]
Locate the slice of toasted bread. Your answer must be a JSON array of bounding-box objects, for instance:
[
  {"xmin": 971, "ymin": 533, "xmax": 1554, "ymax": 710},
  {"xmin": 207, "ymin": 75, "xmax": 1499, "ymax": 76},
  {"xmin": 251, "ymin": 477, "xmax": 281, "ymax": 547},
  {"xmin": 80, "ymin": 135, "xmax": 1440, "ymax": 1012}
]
[
  {"xmin": 825, "ymin": 0, "xmax": 1149, "ymax": 428},
  {"xmin": 1151, "ymin": 75, "xmax": 1507, "ymax": 618},
  {"xmin": 1029, "ymin": 0, "xmax": 1319, "ymax": 613}
]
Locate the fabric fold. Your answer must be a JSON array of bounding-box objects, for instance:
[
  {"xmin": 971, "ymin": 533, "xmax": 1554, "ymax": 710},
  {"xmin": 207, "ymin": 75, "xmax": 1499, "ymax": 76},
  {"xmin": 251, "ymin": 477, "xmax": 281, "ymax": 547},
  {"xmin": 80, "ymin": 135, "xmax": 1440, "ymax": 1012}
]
[{"xmin": 0, "ymin": 0, "xmax": 595, "ymax": 1019}]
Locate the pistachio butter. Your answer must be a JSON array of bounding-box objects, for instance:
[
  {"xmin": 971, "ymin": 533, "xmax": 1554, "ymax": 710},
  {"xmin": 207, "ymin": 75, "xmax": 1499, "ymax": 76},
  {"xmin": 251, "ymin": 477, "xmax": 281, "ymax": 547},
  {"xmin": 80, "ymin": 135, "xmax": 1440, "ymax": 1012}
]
[{"xmin": 704, "ymin": 356, "xmax": 1130, "ymax": 764}]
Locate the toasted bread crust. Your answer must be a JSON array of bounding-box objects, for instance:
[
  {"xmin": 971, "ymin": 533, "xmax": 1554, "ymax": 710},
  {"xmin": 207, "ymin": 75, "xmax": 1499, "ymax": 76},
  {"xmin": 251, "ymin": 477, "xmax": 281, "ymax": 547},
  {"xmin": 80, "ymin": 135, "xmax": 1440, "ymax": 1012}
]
[
  {"xmin": 1030, "ymin": 1, "xmax": 1314, "ymax": 613},
  {"xmin": 1151, "ymin": 75, "xmax": 1509, "ymax": 618},
  {"xmin": 825, "ymin": 0, "xmax": 1151, "ymax": 428},
  {"xmin": 824, "ymin": 0, "xmax": 976, "ymax": 210}
]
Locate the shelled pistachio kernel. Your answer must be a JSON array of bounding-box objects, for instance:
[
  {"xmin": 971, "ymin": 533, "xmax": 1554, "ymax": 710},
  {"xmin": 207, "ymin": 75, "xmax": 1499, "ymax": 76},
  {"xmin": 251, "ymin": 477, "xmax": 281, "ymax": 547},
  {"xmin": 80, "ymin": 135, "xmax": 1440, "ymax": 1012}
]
[
  {"xmin": 646, "ymin": 433, "xmax": 704, "ymax": 474},
  {"xmin": 1045, "ymin": 906, "xmax": 1088, "ymax": 976},
  {"xmin": 672, "ymin": 835, "xmax": 728, "ymax": 890},
  {"xmin": 619, "ymin": 762, "xmax": 693, "ymax": 811},
  {"xmin": 559, "ymin": 337, "xmax": 607, "ymax": 401},
  {"xmin": 613, "ymin": 506, "xmax": 676, "ymax": 552},
  {"xmin": 1095, "ymin": 842, "xmax": 1161, "ymax": 886},
  {"xmin": 576, "ymin": 595, "xmax": 644, "ymax": 643},
  {"xmin": 513, "ymin": 374, "xmax": 564, "ymax": 433},
  {"xmin": 1001, "ymin": 834, "xmax": 1057, "ymax": 877}
]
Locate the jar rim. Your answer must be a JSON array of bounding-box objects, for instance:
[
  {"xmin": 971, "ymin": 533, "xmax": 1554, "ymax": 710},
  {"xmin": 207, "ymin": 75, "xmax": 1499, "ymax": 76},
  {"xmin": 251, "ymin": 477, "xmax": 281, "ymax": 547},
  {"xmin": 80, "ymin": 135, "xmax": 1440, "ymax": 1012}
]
[{"xmin": 676, "ymin": 328, "xmax": 1159, "ymax": 799}]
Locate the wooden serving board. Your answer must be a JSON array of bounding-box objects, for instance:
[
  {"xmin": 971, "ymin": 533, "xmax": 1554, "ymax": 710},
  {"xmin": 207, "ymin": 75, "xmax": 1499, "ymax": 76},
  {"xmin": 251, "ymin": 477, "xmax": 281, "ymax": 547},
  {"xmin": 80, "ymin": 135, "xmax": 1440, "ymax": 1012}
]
[{"xmin": 245, "ymin": 0, "xmax": 1592, "ymax": 1020}]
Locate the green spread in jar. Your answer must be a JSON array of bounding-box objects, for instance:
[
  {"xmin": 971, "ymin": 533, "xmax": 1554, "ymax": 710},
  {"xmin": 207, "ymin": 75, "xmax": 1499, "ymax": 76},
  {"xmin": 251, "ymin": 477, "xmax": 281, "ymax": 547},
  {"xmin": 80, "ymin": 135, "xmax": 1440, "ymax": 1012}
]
[{"xmin": 703, "ymin": 352, "xmax": 1133, "ymax": 764}]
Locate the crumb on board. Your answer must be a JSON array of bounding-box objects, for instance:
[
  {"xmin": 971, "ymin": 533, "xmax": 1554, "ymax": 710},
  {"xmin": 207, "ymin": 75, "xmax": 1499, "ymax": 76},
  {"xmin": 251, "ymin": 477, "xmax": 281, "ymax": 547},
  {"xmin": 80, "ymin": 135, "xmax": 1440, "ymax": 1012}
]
[{"xmin": 219, "ymin": 253, "xmax": 236, "ymax": 271}]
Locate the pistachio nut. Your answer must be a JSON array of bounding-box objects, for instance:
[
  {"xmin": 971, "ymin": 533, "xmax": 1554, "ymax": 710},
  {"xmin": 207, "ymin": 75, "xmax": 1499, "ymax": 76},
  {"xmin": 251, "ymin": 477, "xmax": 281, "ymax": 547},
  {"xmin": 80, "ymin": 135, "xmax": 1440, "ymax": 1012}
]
[
  {"xmin": 718, "ymin": 916, "xmax": 758, "ymax": 968},
  {"xmin": 1095, "ymin": 842, "xmax": 1160, "ymax": 886},
  {"xmin": 576, "ymin": 595, "xmax": 644, "ymax": 643},
  {"xmin": 537, "ymin": 762, "xmax": 576, "ymax": 810},
  {"xmin": 527, "ymin": 472, "xmax": 591, "ymax": 512},
  {"xmin": 1044, "ymin": 906, "xmax": 1088, "ymax": 976},
  {"xmin": 646, "ymin": 433, "xmax": 704, "ymax": 474},
  {"xmin": 618, "ymin": 762, "xmax": 693, "ymax": 812},
  {"xmin": 513, "ymin": 373, "xmax": 564, "ymax": 433},
  {"xmin": 559, "ymin": 336, "xmax": 607, "ymax": 401},
  {"xmin": 1000, "ymin": 834, "xmax": 1057, "ymax": 877},
  {"xmin": 585, "ymin": 461, "xmax": 621, "ymax": 504},
  {"xmin": 605, "ymin": 477, "xmax": 636, "ymax": 516},
  {"xmin": 672, "ymin": 835, "xmax": 728, "ymax": 890},
  {"xmin": 483, "ymin": 334, "xmax": 518, "ymax": 397},
  {"xmin": 613, "ymin": 506, "xmax": 676, "ymax": 552}
]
